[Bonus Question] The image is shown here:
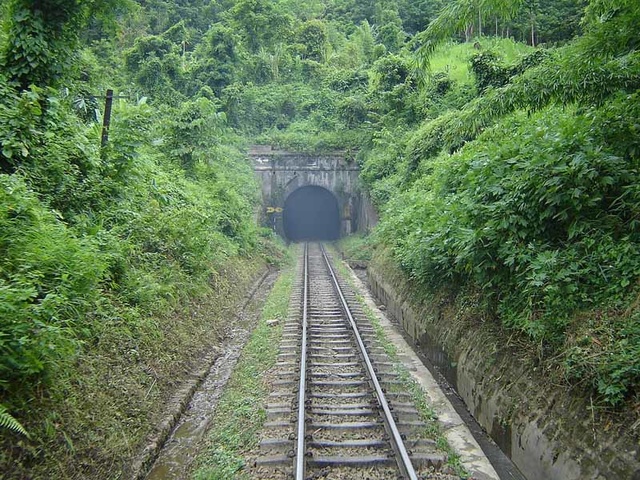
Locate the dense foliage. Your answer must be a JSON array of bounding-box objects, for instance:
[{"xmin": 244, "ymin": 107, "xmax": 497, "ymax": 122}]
[
  {"xmin": 0, "ymin": 0, "xmax": 262, "ymax": 475},
  {"xmin": 107, "ymin": 0, "xmax": 583, "ymax": 151},
  {"xmin": 1, "ymin": 0, "xmax": 638, "ymax": 476},
  {"xmin": 0, "ymin": 70, "xmax": 258, "ymax": 401},
  {"xmin": 364, "ymin": 0, "xmax": 640, "ymax": 407}
]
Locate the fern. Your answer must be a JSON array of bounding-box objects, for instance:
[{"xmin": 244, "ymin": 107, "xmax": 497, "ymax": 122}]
[{"xmin": 0, "ymin": 404, "xmax": 28, "ymax": 437}]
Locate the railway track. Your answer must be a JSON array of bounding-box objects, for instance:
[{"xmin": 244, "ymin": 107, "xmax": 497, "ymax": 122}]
[{"xmin": 254, "ymin": 243, "xmax": 452, "ymax": 479}]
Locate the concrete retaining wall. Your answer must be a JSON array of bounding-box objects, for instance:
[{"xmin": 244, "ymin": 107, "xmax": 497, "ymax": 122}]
[{"xmin": 368, "ymin": 253, "xmax": 640, "ymax": 480}]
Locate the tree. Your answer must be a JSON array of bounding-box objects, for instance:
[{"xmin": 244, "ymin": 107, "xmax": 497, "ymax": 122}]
[
  {"xmin": 164, "ymin": 95, "xmax": 227, "ymax": 174},
  {"xmin": 352, "ymin": 20, "xmax": 378, "ymax": 66},
  {"xmin": 397, "ymin": 0, "xmax": 444, "ymax": 35},
  {"xmin": 124, "ymin": 33, "xmax": 183, "ymax": 97},
  {"xmin": 228, "ymin": 0, "xmax": 293, "ymax": 53},
  {"xmin": 326, "ymin": 0, "xmax": 377, "ymax": 30},
  {"xmin": 375, "ymin": 7, "xmax": 406, "ymax": 52},
  {"xmin": 190, "ymin": 22, "xmax": 240, "ymax": 95},
  {"xmin": 0, "ymin": 0, "xmax": 126, "ymax": 89},
  {"xmin": 508, "ymin": 0, "xmax": 586, "ymax": 45},
  {"xmin": 297, "ymin": 19, "xmax": 329, "ymax": 62},
  {"xmin": 132, "ymin": 0, "xmax": 220, "ymax": 34}
]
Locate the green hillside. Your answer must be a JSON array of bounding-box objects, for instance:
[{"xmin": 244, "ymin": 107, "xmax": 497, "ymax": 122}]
[{"xmin": 1, "ymin": 0, "xmax": 638, "ymax": 477}]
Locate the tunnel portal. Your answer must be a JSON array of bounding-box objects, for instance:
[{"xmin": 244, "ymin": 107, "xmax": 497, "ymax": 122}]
[{"xmin": 283, "ymin": 186, "xmax": 340, "ymax": 241}]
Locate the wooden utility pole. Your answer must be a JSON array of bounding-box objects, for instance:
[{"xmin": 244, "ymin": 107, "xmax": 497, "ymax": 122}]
[{"xmin": 101, "ymin": 89, "xmax": 114, "ymax": 148}]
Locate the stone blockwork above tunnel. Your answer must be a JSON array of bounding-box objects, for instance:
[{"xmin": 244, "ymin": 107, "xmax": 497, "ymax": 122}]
[{"xmin": 250, "ymin": 146, "xmax": 377, "ymax": 239}]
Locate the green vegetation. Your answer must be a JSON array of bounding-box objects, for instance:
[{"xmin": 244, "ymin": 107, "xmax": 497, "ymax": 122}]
[
  {"xmin": 0, "ymin": 0, "xmax": 268, "ymax": 477},
  {"xmin": 0, "ymin": 405, "xmax": 27, "ymax": 438},
  {"xmin": 365, "ymin": 0, "xmax": 640, "ymax": 407},
  {"xmin": 1, "ymin": 0, "xmax": 638, "ymax": 476},
  {"xmin": 191, "ymin": 250, "xmax": 295, "ymax": 479},
  {"xmin": 428, "ymin": 39, "xmax": 533, "ymax": 86},
  {"xmin": 336, "ymin": 233, "xmax": 373, "ymax": 264}
]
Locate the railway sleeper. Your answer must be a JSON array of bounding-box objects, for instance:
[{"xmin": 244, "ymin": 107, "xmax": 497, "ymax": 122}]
[
  {"xmin": 309, "ymin": 454, "xmax": 395, "ymax": 468},
  {"xmin": 309, "ymin": 372, "xmax": 365, "ymax": 379},
  {"xmin": 311, "ymin": 408, "xmax": 377, "ymax": 416}
]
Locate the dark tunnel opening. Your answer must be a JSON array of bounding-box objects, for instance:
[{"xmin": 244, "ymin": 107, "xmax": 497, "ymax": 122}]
[{"xmin": 283, "ymin": 186, "xmax": 340, "ymax": 241}]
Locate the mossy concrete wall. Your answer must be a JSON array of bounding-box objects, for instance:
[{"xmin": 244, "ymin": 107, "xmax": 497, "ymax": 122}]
[{"xmin": 368, "ymin": 251, "xmax": 640, "ymax": 480}]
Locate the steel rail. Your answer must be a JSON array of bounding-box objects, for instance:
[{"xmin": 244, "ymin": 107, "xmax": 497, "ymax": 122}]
[
  {"xmin": 294, "ymin": 243, "xmax": 309, "ymax": 480},
  {"xmin": 319, "ymin": 245, "xmax": 419, "ymax": 480}
]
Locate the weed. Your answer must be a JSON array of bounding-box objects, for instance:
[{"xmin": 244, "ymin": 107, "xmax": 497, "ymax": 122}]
[{"xmin": 336, "ymin": 234, "xmax": 374, "ymax": 264}]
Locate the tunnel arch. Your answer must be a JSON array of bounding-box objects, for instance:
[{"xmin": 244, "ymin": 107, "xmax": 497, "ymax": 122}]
[{"xmin": 283, "ymin": 185, "xmax": 341, "ymax": 241}]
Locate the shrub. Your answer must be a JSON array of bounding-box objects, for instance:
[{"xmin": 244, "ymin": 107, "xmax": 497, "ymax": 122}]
[
  {"xmin": 377, "ymin": 93, "xmax": 640, "ymax": 404},
  {"xmin": 0, "ymin": 175, "xmax": 106, "ymax": 388},
  {"xmin": 387, "ymin": 101, "xmax": 640, "ymax": 333}
]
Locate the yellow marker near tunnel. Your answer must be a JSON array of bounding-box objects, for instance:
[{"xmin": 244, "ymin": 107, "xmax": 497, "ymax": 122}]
[{"xmin": 266, "ymin": 207, "xmax": 283, "ymax": 213}]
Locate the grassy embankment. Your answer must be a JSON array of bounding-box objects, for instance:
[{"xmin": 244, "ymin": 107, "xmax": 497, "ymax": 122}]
[
  {"xmin": 190, "ymin": 245, "xmax": 297, "ymax": 480},
  {"xmin": 361, "ymin": 7, "xmax": 640, "ymax": 409},
  {"xmin": 2, "ymin": 253, "xmax": 272, "ymax": 479}
]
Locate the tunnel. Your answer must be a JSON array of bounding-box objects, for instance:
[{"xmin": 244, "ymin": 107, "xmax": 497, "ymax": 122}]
[{"xmin": 283, "ymin": 186, "xmax": 341, "ymax": 241}]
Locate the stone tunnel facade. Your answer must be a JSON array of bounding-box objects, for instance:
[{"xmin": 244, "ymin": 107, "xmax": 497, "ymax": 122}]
[{"xmin": 250, "ymin": 146, "xmax": 377, "ymax": 240}]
